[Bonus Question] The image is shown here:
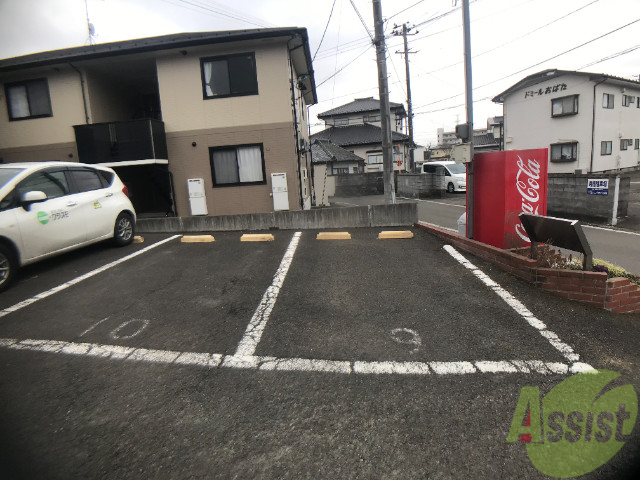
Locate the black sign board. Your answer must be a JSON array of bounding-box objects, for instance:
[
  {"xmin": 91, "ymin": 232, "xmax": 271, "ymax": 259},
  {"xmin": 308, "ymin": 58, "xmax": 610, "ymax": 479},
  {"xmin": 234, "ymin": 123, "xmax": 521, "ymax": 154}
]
[{"xmin": 518, "ymin": 213, "xmax": 593, "ymax": 270}]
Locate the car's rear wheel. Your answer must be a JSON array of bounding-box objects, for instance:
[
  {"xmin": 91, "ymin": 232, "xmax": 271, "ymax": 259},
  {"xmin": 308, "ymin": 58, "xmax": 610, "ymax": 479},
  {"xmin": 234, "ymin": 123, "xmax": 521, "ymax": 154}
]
[
  {"xmin": 447, "ymin": 182, "xmax": 455, "ymax": 193},
  {"xmin": 113, "ymin": 212, "xmax": 135, "ymax": 247},
  {"xmin": 0, "ymin": 244, "xmax": 16, "ymax": 293}
]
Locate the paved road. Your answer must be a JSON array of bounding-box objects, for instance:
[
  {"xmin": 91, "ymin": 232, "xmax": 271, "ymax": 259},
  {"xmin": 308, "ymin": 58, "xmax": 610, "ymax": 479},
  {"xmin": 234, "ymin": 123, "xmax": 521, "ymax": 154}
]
[
  {"xmin": 333, "ymin": 184, "xmax": 640, "ymax": 275},
  {"xmin": 0, "ymin": 230, "xmax": 639, "ymax": 479}
]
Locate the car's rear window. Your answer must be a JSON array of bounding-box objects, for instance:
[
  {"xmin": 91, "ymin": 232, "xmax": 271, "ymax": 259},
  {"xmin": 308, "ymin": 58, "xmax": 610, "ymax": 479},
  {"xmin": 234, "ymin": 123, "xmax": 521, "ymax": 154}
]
[
  {"xmin": 0, "ymin": 168, "xmax": 26, "ymax": 189},
  {"xmin": 98, "ymin": 170, "xmax": 115, "ymax": 187},
  {"xmin": 69, "ymin": 168, "xmax": 104, "ymax": 192}
]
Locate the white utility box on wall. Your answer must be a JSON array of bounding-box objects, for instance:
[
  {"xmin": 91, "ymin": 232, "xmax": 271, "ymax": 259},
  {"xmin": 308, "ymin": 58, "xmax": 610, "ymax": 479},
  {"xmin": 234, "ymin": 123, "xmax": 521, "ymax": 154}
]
[
  {"xmin": 187, "ymin": 178, "xmax": 208, "ymax": 216},
  {"xmin": 271, "ymin": 173, "xmax": 289, "ymax": 211}
]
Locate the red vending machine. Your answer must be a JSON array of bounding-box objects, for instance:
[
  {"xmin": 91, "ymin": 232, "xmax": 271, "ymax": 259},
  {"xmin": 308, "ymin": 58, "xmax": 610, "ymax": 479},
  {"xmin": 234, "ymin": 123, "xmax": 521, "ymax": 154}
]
[{"xmin": 470, "ymin": 149, "xmax": 548, "ymax": 249}]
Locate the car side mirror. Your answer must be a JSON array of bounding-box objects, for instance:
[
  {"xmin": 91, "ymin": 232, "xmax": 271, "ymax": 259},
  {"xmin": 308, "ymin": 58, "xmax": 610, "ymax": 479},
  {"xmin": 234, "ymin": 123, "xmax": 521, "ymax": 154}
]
[{"xmin": 21, "ymin": 191, "xmax": 48, "ymax": 211}]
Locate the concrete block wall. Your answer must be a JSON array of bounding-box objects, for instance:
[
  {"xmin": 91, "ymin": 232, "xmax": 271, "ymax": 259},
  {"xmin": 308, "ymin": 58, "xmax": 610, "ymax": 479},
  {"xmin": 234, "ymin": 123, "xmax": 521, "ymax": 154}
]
[
  {"xmin": 137, "ymin": 203, "xmax": 417, "ymax": 233},
  {"xmin": 333, "ymin": 172, "xmax": 384, "ymax": 196},
  {"xmin": 396, "ymin": 173, "xmax": 445, "ymax": 199},
  {"xmin": 415, "ymin": 221, "xmax": 640, "ymax": 314},
  {"xmin": 547, "ymin": 174, "xmax": 630, "ymax": 222}
]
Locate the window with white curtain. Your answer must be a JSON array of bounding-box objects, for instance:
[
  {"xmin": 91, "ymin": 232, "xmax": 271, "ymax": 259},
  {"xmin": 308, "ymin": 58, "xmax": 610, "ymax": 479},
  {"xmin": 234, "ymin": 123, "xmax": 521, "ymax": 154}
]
[
  {"xmin": 5, "ymin": 78, "xmax": 52, "ymax": 120},
  {"xmin": 210, "ymin": 144, "xmax": 266, "ymax": 186},
  {"xmin": 200, "ymin": 53, "xmax": 258, "ymax": 99}
]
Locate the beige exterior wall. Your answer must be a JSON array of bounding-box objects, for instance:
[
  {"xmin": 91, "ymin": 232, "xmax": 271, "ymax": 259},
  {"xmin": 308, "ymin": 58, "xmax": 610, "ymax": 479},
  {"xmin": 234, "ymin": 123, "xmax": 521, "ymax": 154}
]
[
  {"xmin": 0, "ymin": 142, "xmax": 78, "ymax": 164},
  {"xmin": 1, "ymin": 36, "xmax": 316, "ymax": 216},
  {"xmin": 85, "ymin": 68, "xmax": 139, "ymax": 124},
  {"xmin": 167, "ymin": 122, "xmax": 302, "ymax": 217},
  {"xmin": 0, "ymin": 66, "xmax": 86, "ymax": 153},
  {"xmin": 156, "ymin": 42, "xmax": 293, "ymax": 133},
  {"xmin": 157, "ymin": 39, "xmax": 313, "ymax": 216}
]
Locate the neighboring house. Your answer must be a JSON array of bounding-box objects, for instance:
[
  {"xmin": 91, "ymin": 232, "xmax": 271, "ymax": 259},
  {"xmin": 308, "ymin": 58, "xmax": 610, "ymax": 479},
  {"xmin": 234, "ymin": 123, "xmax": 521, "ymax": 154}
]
[
  {"xmin": 426, "ymin": 145, "xmax": 452, "ymax": 162},
  {"xmin": 310, "ymin": 139, "xmax": 365, "ymax": 206},
  {"xmin": 310, "ymin": 139, "xmax": 365, "ymax": 175},
  {"xmin": 473, "ymin": 132, "xmax": 500, "ymax": 153},
  {"xmin": 492, "ymin": 69, "xmax": 640, "ymax": 173},
  {"xmin": 435, "ymin": 116, "xmax": 503, "ymax": 152},
  {"xmin": 0, "ymin": 28, "xmax": 317, "ymax": 216},
  {"xmin": 311, "ymin": 97, "xmax": 410, "ymax": 172}
]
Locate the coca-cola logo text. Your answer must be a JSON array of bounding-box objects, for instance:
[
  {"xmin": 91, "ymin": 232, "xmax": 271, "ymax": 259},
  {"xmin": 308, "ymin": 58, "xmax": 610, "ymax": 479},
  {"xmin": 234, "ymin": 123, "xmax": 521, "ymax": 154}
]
[{"xmin": 514, "ymin": 156, "xmax": 542, "ymax": 242}]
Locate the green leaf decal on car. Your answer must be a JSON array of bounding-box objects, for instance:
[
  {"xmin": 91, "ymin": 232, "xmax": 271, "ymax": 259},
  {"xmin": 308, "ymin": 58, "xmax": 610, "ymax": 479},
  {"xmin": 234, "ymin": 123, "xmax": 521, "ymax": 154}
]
[{"xmin": 37, "ymin": 211, "xmax": 49, "ymax": 225}]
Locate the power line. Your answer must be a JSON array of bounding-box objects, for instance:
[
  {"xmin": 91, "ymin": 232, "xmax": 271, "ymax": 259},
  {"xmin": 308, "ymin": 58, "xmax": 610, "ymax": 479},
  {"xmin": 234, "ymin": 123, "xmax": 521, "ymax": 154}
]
[
  {"xmin": 412, "ymin": 17, "xmax": 640, "ymax": 111},
  {"xmin": 317, "ymin": 45, "xmax": 373, "ymax": 88},
  {"xmin": 387, "ymin": 0, "xmax": 426, "ymax": 22},
  {"xmin": 413, "ymin": 96, "xmax": 493, "ymax": 116},
  {"xmin": 349, "ymin": 0, "xmax": 374, "ymax": 42},
  {"xmin": 313, "ymin": 0, "xmax": 337, "ymax": 61},
  {"xmin": 577, "ymin": 44, "xmax": 640, "ymax": 70},
  {"xmin": 162, "ymin": 0, "xmax": 272, "ymax": 27},
  {"xmin": 474, "ymin": 17, "xmax": 640, "ymax": 91}
]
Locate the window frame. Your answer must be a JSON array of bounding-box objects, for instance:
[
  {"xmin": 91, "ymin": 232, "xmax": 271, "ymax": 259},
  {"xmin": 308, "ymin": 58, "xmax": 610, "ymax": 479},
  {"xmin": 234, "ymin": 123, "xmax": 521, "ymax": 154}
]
[
  {"xmin": 550, "ymin": 142, "xmax": 578, "ymax": 162},
  {"xmin": 200, "ymin": 52, "xmax": 259, "ymax": 100},
  {"xmin": 209, "ymin": 143, "xmax": 267, "ymax": 188},
  {"xmin": 602, "ymin": 93, "xmax": 614, "ymax": 109},
  {"xmin": 367, "ymin": 153, "xmax": 383, "ymax": 165},
  {"xmin": 67, "ymin": 167, "xmax": 107, "ymax": 194},
  {"xmin": 4, "ymin": 78, "xmax": 53, "ymax": 121},
  {"xmin": 551, "ymin": 94, "xmax": 579, "ymax": 118},
  {"xmin": 620, "ymin": 139, "xmax": 633, "ymax": 151},
  {"xmin": 622, "ymin": 95, "xmax": 635, "ymax": 107},
  {"xmin": 16, "ymin": 167, "xmax": 70, "ymax": 200},
  {"xmin": 600, "ymin": 141, "xmax": 612, "ymax": 156}
]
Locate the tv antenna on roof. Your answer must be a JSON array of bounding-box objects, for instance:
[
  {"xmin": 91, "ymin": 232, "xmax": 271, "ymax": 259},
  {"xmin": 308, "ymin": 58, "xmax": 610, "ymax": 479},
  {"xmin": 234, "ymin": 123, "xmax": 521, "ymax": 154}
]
[{"xmin": 85, "ymin": 0, "xmax": 96, "ymax": 45}]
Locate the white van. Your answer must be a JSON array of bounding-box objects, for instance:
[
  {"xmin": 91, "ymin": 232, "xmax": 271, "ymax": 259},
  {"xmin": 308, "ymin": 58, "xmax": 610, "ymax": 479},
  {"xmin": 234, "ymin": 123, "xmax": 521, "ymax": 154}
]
[{"xmin": 420, "ymin": 161, "xmax": 466, "ymax": 193}]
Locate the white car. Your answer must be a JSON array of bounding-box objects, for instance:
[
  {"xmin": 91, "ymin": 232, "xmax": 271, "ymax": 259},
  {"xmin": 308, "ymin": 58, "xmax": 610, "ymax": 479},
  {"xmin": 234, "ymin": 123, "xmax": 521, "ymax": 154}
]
[
  {"xmin": 0, "ymin": 162, "xmax": 136, "ymax": 292},
  {"xmin": 420, "ymin": 160, "xmax": 467, "ymax": 193}
]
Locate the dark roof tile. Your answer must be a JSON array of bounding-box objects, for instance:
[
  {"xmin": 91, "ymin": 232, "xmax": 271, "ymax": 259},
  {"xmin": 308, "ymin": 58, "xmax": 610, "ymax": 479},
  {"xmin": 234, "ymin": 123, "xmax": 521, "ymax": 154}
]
[
  {"xmin": 318, "ymin": 97, "xmax": 405, "ymax": 118},
  {"xmin": 311, "ymin": 124, "xmax": 409, "ymax": 147},
  {"xmin": 310, "ymin": 139, "xmax": 365, "ymax": 164}
]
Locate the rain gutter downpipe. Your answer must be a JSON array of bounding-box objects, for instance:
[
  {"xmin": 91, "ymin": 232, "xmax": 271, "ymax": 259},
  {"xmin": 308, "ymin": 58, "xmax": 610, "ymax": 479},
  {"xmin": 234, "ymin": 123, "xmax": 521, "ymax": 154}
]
[
  {"xmin": 69, "ymin": 63, "xmax": 90, "ymax": 125},
  {"xmin": 590, "ymin": 76, "xmax": 607, "ymax": 173}
]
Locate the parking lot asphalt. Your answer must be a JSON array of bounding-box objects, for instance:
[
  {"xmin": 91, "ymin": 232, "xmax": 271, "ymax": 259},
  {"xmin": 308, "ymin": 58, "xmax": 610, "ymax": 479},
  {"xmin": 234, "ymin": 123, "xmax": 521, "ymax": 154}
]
[{"xmin": 1, "ymin": 229, "xmax": 639, "ymax": 479}]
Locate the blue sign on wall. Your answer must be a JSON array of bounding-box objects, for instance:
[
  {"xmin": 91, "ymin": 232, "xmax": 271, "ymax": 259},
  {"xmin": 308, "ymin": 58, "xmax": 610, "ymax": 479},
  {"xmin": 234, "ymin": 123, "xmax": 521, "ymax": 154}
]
[{"xmin": 587, "ymin": 179, "xmax": 609, "ymax": 196}]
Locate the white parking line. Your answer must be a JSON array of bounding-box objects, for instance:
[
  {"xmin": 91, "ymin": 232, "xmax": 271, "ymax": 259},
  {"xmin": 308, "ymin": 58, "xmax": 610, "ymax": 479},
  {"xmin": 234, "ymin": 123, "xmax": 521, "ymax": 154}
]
[
  {"xmin": 0, "ymin": 235, "xmax": 181, "ymax": 320},
  {"xmin": 0, "ymin": 337, "xmax": 593, "ymax": 376},
  {"xmin": 234, "ymin": 231, "xmax": 302, "ymax": 357},
  {"xmin": 443, "ymin": 245, "xmax": 584, "ymax": 366},
  {"xmin": 398, "ymin": 197, "xmax": 466, "ymax": 208}
]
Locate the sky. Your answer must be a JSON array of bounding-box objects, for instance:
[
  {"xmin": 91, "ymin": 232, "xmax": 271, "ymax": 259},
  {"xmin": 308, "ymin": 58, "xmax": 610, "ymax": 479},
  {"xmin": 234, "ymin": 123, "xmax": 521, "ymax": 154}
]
[{"xmin": 0, "ymin": 0, "xmax": 639, "ymax": 147}]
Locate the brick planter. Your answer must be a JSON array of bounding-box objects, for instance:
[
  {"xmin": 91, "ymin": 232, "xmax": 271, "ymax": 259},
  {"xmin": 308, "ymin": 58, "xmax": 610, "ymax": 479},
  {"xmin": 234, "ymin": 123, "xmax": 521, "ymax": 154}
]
[{"xmin": 415, "ymin": 222, "xmax": 640, "ymax": 314}]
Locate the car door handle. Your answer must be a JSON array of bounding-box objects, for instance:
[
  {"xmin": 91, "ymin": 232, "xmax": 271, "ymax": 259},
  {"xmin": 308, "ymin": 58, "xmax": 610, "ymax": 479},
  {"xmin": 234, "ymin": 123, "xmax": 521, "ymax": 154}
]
[
  {"xmin": 106, "ymin": 193, "xmax": 114, "ymax": 197},
  {"xmin": 66, "ymin": 201, "xmax": 78, "ymax": 207}
]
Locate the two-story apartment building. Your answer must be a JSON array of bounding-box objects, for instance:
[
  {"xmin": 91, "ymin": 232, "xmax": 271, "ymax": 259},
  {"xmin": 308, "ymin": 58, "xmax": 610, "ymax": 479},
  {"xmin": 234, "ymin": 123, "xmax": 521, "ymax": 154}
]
[
  {"xmin": 493, "ymin": 69, "xmax": 640, "ymax": 174},
  {"xmin": 0, "ymin": 28, "xmax": 317, "ymax": 216},
  {"xmin": 311, "ymin": 97, "xmax": 410, "ymax": 172}
]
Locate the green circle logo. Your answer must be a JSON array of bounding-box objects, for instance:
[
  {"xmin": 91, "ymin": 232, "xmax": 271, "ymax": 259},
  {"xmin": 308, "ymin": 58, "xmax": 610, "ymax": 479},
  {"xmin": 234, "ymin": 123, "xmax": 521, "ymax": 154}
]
[
  {"xmin": 508, "ymin": 370, "xmax": 638, "ymax": 477},
  {"xmin": 37, "ymin": 211, "xmax": 49, "ymax": 225}
]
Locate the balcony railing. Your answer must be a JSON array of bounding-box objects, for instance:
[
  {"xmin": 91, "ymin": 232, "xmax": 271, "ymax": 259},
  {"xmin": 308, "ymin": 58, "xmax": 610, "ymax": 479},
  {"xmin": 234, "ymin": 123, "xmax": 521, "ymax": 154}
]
[{"xmin": 73, "ymin": 119, "xmax": 168, "ymax": 164}]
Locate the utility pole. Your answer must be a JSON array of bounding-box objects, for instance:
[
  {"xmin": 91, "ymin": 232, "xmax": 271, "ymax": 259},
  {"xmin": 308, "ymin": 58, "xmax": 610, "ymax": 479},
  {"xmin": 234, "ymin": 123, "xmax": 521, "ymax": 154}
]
[
  {"xmin": 392, "ymin": 23, "xmax": 417, "ymax": 171},
  {"xmin": 372, "ymin": 0, "xmax": 395, "ymax": 204},
  {"xmin": 461, "ymin": 0, "xmax": 474, "ymax": 238}
]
